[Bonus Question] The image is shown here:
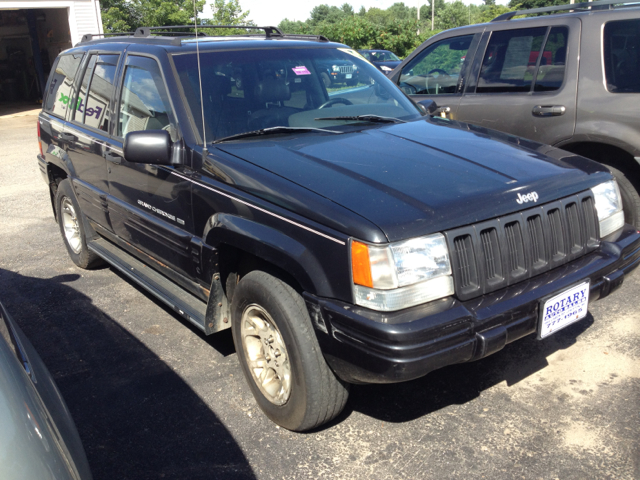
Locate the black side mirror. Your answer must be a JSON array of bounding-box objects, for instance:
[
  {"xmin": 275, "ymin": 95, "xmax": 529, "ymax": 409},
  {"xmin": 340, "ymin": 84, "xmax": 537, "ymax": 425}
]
[
  {"xmin": 124, "ymin": 130, "xmax": 172, "ymax": 165},
  {"xmin": 416, "ymin": 99, "xmax": 438, "ymax": 116}
]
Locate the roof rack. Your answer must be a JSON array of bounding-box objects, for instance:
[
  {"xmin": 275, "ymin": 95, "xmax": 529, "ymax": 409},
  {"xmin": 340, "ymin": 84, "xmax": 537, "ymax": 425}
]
[
  {"xmin": 80, "ymin": 32, "xmax": 134, "ymax": 42},
  {"xmin": 492, "ymin": 0, "xmax": 639, "ymax": 21},
  {"xmin": 77, "ymin": 25, "xmax": 330, "ymax": 46},
  {"xmin": 134, "ymin": 25, "xmax": 284, "ymax": 38}
]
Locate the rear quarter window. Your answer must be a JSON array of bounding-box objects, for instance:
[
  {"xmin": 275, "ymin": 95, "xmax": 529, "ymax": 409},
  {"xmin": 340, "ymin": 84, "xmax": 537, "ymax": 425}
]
[
  {"xmin": 43, "ymin": 53, "xmax": 84, "ymax": 118},
  {"xmin": 604, "ymin": 19, "xmax": 640, "ymax": 93}
]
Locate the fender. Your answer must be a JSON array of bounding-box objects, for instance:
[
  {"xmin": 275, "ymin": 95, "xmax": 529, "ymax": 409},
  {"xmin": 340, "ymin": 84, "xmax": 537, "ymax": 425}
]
[{"xmin": 203, "ymin": 213, "xmax": 335, "ymax": 298}]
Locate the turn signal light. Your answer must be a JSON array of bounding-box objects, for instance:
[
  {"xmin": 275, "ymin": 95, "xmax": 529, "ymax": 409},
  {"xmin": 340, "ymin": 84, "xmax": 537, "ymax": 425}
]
[{"xmin": 351, "ymin": 241, "xmax": 373, "ymax": 288}]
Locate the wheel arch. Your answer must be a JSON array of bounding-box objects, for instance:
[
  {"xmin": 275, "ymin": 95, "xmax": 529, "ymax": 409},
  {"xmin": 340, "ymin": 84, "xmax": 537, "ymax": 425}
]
[{"xmin": 203, "ymin": 213, "xmax": 337, "ymax": 301}]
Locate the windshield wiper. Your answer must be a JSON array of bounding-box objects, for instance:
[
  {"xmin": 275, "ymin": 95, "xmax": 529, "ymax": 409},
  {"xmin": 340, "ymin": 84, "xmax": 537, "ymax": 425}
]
[
  {"xmin": 314, "ymin": 114, "xmax": 406, "ymax": 124},
  {"xmin": 213, "ymin": 126, "xmax": 341, "ymax": 144}
]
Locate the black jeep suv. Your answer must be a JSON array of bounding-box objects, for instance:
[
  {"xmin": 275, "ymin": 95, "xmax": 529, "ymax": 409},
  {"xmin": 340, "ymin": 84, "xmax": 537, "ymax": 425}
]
[{"xmin": 37, "ymin": 26, "xmax": 640, "ymax": 431}]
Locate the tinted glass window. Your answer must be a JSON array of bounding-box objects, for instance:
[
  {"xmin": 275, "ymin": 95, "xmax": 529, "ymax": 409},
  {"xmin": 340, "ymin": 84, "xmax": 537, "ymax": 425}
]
[
  {"xmin": 44, "ymin": 53, "xmax": 83, "ymax": 118},
  {"xmin": 477, "ymin": 27, "xmax": 547, "ymax": 93},
  {"xmin": 118, "ymin": 56, "xmax": 176, "ymax": 139},
  {"xmin": 534, "ymin": 27, "xmax": 568, "ymax": 92},
  {"xmin": 399, "ymin": 35, "xmax": 472, "ymax": 95},
  {"xmin": 74, "ymin": 54, "xmax": 119, "ymax": 131},
  {"xmin": 173, "ymin": 47, "xmax": 419, "ymax": 142},
  {"xmin": 604, "ymin": 19, "xmax": 640, "ymax": 93}
]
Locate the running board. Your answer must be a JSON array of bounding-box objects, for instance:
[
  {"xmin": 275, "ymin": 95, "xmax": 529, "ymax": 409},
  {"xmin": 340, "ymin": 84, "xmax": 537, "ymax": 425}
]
[{"xmin": 88, "ymin": 238, "xmax": 208, "ymax": 332}]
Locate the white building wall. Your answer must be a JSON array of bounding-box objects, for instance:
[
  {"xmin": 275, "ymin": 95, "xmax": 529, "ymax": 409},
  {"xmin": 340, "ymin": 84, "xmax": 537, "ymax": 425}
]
[{"xmin": 0, "ymin": 0, "xmax": 103, "ymax": 45}]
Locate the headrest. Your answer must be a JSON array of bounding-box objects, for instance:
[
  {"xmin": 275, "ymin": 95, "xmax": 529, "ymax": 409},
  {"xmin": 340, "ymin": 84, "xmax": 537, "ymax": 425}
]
[
  {"xmin": 254, "ymin": 77, "xmax": 291, "ymax": 103},
  {"xmin": 203, "ymin": 74, "xmax": 231, "ymax": 97}
]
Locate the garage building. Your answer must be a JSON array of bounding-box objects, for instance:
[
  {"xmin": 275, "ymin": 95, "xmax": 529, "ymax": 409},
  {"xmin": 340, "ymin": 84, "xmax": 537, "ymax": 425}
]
[{"xmin": 0, "ymin": 0, "xmax": 103, "ymax": 103}]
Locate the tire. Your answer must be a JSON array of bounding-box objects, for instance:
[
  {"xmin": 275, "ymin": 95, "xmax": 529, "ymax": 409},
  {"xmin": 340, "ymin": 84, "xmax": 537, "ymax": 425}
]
[
  {"xmin": 321, "ymin": 72, "xmax": 331, "ymax": 89},
  {"xmin": 231, "ymin": 271, "xmax": 349, "ymax": 431},
  {"xmin": 55, "ymin": 179, "xmax": 103, "ymax": 269},
  {"xmin": 602, "ymin": 164, "xmax": 640, "ymax": 228}
]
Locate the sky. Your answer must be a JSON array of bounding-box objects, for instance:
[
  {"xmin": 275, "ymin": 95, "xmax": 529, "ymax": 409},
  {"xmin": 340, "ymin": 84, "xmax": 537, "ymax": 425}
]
[{"xmin": 228, "ymin": 0, "xmax": 510, "ymax": 27}]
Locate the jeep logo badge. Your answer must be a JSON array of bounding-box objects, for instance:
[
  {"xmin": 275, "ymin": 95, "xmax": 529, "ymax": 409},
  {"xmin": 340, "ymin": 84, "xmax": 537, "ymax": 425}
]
[{"xmin": 516, "ymin": 191, "xmax": 539, "ymax": 204}]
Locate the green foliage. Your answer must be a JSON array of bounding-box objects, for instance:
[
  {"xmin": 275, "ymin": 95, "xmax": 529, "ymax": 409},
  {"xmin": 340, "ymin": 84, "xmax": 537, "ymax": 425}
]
[
  {"xmin": 100, "ymin": 0, "xmax": 252, "ymax": 34},
  {"xmin": 435, "ymin": 1, "xmax": 471, "ymax": 30},
  {"xmin": 477, "ymin": 4, "xmax": 513, "ymax": 23},
  {"xmin": 508, "ymin": 0, "xmax": 566, "ymax": 9}
]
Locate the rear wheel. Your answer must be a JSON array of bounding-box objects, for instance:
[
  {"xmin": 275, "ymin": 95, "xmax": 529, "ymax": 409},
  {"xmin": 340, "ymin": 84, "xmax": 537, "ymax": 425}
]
[
  {"xmin": 55, "ymin": 179, "xmax": 103, "ymax": 269},
  {"xmin": 231, "ymin": 271, "xmax": 349, "ymax": 431}
]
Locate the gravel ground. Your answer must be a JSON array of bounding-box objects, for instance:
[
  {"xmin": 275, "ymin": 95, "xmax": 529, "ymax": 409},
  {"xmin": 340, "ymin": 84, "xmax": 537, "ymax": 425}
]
[{"xmin": 1, "ymin": 113, "xmax": 638, "ymax": 480}]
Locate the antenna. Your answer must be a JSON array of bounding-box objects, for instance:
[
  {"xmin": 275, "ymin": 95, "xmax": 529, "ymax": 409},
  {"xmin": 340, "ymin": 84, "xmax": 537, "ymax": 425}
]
[{"xmin": 193, "ymin": 0, "xmax": 208, "ymax": 157}]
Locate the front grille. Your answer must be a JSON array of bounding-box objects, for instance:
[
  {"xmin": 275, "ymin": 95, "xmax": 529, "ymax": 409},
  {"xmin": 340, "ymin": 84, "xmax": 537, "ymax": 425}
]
[
  {"xmin": 338, "ymin": 65, "xmax": 354, "ymax": 74},
  {"xmin": 445, "ymin": 191, "xmax": 600, "ymax": 301}
]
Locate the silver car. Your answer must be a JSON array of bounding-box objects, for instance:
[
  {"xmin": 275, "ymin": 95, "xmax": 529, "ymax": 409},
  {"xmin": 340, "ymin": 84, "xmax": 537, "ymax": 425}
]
[{"xmin": 0, "ymin": 300, "xmax": 92, "ymax": 479}]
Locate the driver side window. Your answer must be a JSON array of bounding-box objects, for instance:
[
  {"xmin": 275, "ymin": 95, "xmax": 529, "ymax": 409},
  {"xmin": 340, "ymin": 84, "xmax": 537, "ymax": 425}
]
[{"xmin": 399, "ymin": 35, "xmax": 473, "ymax": 95}]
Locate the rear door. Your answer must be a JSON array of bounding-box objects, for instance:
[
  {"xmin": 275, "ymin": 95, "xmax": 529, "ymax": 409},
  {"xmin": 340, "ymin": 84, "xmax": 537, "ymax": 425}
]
[
  {"xmin": 456, "ymin": 18, "xmax": 580, "ymax": 145},
  {"xmin": 392, "ymin": 32, "xmax": 482, "ymax": 118},
  {"xmin": 64, "ymin": 50, "xmax": 122, "ymax": 229},
  {"xmin": 107, "ymin": 52, "xmax": 195, "ymax": 280}
]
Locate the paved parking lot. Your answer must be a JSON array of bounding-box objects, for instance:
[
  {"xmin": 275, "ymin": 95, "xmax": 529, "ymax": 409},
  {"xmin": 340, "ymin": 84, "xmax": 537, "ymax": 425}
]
[{"xmin": 1, "ymin": 113, "xmax": 638, "ymax": 479}]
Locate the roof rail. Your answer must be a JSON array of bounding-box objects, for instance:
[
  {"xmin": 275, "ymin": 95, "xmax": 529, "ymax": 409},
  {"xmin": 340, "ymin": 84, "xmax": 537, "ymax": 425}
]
[
  {"xmin": 133, "ymin": 25, "xmax": 284, "ymax": 38},
  {"xmin": 80, "ymin": 32, "xmax": 134, "ymax": 43},
  {"xmin": 492, "ymin": 0, "xmax": 638, "ymax": 21}
]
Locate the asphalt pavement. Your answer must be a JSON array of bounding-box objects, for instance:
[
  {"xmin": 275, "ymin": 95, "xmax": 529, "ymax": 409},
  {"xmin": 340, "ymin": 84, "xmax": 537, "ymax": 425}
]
[{"xmin": 0, "ymin": 112, "xmax": 638, "ymax": 480}]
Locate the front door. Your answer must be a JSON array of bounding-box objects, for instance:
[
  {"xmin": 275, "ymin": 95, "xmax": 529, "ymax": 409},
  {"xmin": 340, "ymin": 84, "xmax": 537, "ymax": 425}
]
[
  {"xmin": 107, "ymin": 54, "xmax": 195, "ymax": 280},
  {"xmin": 456, "ymin": 20, "xmax": 580, "ymax": 145},
  {"xmin": 394, "ymin": 33, "xmax": 480, "ymax": 118}
]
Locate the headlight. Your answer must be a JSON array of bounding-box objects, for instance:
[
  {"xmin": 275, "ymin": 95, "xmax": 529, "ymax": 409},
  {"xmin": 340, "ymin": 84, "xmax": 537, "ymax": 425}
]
[
  {"xmin": 332, "ymin": 65, "xmax": 339, "ymax": 72},
  {"xmin": 380, "ymin": 66, "xmax": 393, "ymax": 72},
  {"xmin": 591, "ymin": 180, "xmax": 624, "ymax": 237},
  {"xmin": 351, "ymin": 233, "xmax": 454, "ymax": 311}
]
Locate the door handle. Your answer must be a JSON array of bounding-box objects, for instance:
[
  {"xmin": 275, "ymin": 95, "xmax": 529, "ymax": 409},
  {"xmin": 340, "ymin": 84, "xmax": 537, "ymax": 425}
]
[
  {"xmin": 532, "ymin": 105, "xmax": 566, "ymax": 117},
  {"xmin": 105, "ymin": 151, "xmax": 123, "ymax": 165},
  {"xmin": 59, "ymin": 133, "xmax": 76, "ymax": 141}
]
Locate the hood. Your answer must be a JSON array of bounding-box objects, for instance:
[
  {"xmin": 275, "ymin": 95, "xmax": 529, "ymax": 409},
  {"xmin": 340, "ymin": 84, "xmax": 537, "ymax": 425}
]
[{"xmin": 217, "ymin": 118, "xmax": 611, "ymax": 243}]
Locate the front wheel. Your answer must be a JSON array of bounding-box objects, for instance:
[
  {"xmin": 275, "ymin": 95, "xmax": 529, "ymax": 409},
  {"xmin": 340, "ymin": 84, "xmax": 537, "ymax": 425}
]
[
  {"xmin": 55, "ymin": 179, "xmax": 103, "ymax": 269},
  {"xmin": 231, "ymin": 271, "xmax": 349, "ymax": 431}
]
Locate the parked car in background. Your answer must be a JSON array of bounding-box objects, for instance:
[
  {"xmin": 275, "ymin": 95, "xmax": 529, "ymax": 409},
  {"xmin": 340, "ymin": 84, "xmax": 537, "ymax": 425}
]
[
  {"xmin": 0, "ymin": 300, "xmax": 92, "ymax": 479},
  {"xmin": 358, "ymin": 49, "xmax": 401, "ymax": 74},
  {"xmin": 389, "ymin": 0, "xmax": 640, "ymax": 228}
]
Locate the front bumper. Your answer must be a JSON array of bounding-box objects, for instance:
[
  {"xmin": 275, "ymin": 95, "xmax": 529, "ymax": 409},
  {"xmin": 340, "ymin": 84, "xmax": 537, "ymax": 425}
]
[{"xmin": 305, "ymin": 225, "xmax": 640, "ymax": 384}]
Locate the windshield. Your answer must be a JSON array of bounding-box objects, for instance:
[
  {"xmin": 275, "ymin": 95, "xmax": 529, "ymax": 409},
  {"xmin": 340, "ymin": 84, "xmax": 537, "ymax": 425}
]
[{"xmin": 173, "ymin": 47, "xmax": 421, "ymax": 143}]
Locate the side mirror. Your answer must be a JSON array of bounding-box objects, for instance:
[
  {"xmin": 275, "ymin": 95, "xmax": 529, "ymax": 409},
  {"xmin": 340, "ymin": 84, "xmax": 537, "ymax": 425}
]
[
  {"xmin": 124, "ymin": 130, "xmax": 172, "ymax": 165},
  {"xmin": 416, "ymin": 99, "xmax": 438, "ymax": 116}
]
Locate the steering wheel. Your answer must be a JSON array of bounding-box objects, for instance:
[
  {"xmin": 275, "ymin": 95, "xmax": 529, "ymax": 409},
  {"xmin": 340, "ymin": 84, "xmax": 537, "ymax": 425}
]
[
  {"xmin": 318, "ymin": 98, "xmax": 354, "ymax": 109},
  {"xmin": 428, "ymin": 68, "xmax": 450, "ymax": 77}
]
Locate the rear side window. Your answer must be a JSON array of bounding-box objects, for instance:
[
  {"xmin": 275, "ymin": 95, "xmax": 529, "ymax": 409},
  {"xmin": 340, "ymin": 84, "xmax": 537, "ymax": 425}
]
[
  {"xmin": 73, "ymin": 54, "xmax": 119, "ymax": 132},
  {"xmin": 478, "ymin": 27, "xmax": 547, "ymax": 93},
  {"xmin": 534, "ymin": 27, "xmax": 568, "ymax": 92},
  {"xmin": 43, "ymin": 53, "xmax": 83, "ymax": 118},
  {"xmin": 604, "ymin": 19, "xmax": 640, "ymax": 93}
]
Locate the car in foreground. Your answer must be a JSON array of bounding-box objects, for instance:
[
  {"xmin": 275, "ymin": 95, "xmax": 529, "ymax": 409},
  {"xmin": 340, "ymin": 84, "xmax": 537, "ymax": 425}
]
[
  {"xmin": 37, "ymin": 25, "xmax": 640, "ymax": 431},
  {"xmin": 0, "ymin": 300, "xmax": 92, "ymax": 479},
  {"xmin": 389, "ymin": 0, "xmax": 640, "ymax": 227},
  {"xmin": 358, "ymin": 49, "xmax": 401, "ymax": 74}
]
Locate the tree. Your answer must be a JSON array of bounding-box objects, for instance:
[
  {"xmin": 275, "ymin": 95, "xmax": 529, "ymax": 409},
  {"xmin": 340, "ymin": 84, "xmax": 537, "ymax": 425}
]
[
  {"xmin": 341, "ymin": 3, "xmax": 354, "ymax": 16},
  {"xmin": 508, "ymin": 0, "xmax": 565, "ymax": 8},
  {"xmin": 309, "ymin": 4, "xmax": 346, "ymax": 26},
  {"xmin": 477, "ymin": 4, "xmax": 513, "ymax": 23},
  {"xmin": 210, "ymin": 0, "xmax": 252, "ymax": 25},
  {"xmin": 435, "ymin": 0, "xmax": 468, "ymax": 30},
  {"xmin": 483, "ymin": 0, "xmax": 496, "ymax": 5},
  {"xmin": 358, "ymin": 6, "xmax": 366, "ymax": 16},
  {"xmin": 101, "ymin": 0, "xmax": 206, "ymax": 32}
]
